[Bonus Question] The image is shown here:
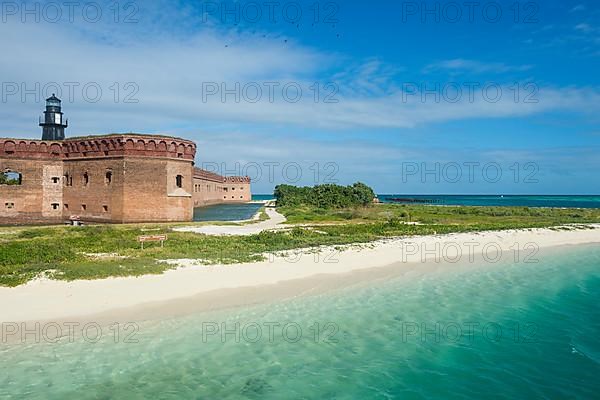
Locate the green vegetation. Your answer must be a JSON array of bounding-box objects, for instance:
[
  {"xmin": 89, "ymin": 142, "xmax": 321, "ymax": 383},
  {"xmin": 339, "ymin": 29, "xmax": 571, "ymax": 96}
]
[
  {"xmin": 0, "ymin": 204, "xmax": 598, "ymax": 287},
  {"xmin": 274, "ymin": 182, "xmax": 375, "ymax": 208},
  {"xmin": 279, "ymin": 204, "xmax": 600, "ymax": 226}
]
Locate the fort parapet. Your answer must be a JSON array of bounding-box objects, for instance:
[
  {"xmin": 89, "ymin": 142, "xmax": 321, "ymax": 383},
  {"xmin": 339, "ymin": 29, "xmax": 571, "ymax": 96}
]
[
  {"xmin": 0, "ymin": 135, "xmax": 196, "ymax": 160},
  {"xmin": 0, "ymin": 134, "xmax": 251, "ymax": 224}
]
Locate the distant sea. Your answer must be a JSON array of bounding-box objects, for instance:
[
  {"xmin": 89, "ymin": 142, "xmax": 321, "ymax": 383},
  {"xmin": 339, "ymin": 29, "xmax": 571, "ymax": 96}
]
[
  {"xmin": 254, "ymin": 194, "xmax": 600, "ymax": 209},
  {"xmin": 2, "ymin": 244, "xmax": 599, "ymax": 398},
  {"xmin": 252, "ymin": 194, "xmax": 276, "ymax": 201}
]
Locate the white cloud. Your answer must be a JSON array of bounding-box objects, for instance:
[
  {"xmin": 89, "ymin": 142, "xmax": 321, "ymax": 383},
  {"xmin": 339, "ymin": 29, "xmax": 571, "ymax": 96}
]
[
  {"xmin": 195, "ymin": 129, "xmax": 600, "ymax": 193},
  {"xmin": 0, "ymin": 10, "xmax": 598, "ymax": 137}
]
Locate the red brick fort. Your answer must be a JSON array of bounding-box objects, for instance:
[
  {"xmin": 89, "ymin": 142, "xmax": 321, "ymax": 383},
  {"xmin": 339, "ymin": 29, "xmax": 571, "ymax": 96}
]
[{"xmin": 0, "ymin": 96, "xmax": 251, "ymax": 224}]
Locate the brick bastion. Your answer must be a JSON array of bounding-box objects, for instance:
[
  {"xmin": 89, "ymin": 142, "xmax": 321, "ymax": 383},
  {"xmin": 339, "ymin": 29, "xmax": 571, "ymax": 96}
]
[{"xmin": 0, "ymin": 134, "xmax": 251, "ymax": 224}]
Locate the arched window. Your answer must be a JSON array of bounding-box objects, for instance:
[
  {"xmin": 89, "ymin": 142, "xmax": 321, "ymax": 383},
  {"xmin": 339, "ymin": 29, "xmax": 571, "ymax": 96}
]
[
  {"xmin": 83, "ymin": 172, "xmax": 89, "ymax": 186},
  {"xmin": 105, "ymin": 170, "xmax": 112, "ymax": 185},
  {"xmin": 176, "ymin": 175, "xmax": 183, "ymax": 188}
]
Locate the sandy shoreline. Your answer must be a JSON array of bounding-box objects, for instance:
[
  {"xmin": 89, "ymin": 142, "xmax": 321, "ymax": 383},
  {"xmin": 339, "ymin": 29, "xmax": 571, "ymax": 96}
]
[{"xmin": 1, "ymin": 224, "xmax": 599, "ymax": 324}]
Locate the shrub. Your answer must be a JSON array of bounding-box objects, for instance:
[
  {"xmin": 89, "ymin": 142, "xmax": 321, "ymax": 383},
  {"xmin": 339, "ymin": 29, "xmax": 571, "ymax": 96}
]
[{"xmin": 274, "ymin": 182, "xmax": 375, "ymax": 209}]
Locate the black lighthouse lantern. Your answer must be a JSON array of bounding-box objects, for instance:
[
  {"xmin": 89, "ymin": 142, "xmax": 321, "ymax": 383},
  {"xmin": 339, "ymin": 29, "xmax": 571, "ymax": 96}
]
[{"xmin": 39, "ymin": 94, "xmax": 68, "ymax": 140}]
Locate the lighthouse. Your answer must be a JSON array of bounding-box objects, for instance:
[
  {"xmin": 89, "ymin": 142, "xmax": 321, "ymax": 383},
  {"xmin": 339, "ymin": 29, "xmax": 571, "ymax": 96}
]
[{"xmin": 39, "ymin": 94, "xmax": 68, "ymax": 140}]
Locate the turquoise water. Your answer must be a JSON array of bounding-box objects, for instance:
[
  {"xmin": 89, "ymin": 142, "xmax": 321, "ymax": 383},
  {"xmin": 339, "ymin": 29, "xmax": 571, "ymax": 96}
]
[
  {"xmin": 1, "ymin": 245, "xmax": 599, "ymax": 399},
  {"xmin": 251, "ymin": 194, "xmax": 275, "ymax": 201},
  {"xmin": 193, "ymin": 203, "xmax": 263, "ymax": 222}
]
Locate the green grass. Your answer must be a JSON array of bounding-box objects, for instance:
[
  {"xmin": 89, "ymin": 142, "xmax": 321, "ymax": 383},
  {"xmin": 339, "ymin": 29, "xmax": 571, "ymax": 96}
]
[
  {"xmin": 0, "ymin": 204, "xmax": 598, "ymax": 287},
  {"xmin": 279, "ymin": 204, "xmax": 600, "ymax": 227}
]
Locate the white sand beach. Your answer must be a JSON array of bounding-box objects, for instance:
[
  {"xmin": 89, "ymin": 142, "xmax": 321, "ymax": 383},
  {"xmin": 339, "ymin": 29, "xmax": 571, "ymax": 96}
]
[{"xmin": 1, "ymin": 224, "xmax": 599, "ymax": 324}]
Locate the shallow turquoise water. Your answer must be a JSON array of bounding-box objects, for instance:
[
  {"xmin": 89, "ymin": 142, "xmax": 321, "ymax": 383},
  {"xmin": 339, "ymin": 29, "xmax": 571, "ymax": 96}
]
[{"xmin": 1, "ymin": 245, "xmax": 599, "ymax": 399}]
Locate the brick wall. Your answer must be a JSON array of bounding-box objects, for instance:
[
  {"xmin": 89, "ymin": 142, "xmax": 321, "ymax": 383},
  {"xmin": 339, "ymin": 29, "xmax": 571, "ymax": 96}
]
[
  {"xmin": 120, "ymin": 158, "xmax": 193, "ymax": 223},
  {"xmin": 0, "ymin": 135, "xmax": 251, "ymax": 224},
  {"xmin": 0, "ymin": 158, "xmax": 64, "ymax": 223},
  {"xmin": 223, "ymin": 177, "xmax": 252, "ymax": 203},
  {"xmin": 192, "ymin": 169, "xmax": 252, "ymax": 207},
  {"xmin": 62, "ymin": 157, "xmax": 125, "ymax": 222},
  {"xmin": 192, "ymin": 169, "xmax": 226, "ymax": 207}
]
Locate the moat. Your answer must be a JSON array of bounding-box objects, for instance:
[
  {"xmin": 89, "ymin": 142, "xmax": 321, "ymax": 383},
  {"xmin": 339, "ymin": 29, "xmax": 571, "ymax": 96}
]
[{"xmin": 193, "ymin": 202, "xmax": 263, "ymax": 222}]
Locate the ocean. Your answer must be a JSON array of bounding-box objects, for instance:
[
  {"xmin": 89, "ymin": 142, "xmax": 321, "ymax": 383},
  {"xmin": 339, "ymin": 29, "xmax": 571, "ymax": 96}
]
[{"xmin": 1, "ymin": 244, "xmax": 599, "ymax": 399}]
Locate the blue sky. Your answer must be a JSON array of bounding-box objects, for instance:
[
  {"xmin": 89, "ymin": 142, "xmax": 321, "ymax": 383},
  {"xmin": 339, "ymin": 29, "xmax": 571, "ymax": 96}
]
[{"xmin": 0, "ymin": 0, "xmax": 599, "ymax": 194}]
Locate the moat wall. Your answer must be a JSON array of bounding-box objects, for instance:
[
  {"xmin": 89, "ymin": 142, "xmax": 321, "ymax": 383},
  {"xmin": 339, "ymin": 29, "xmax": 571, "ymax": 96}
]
[{"xmin": 192, "ymin": 169, "xmax": 252, "ymax": 207}]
